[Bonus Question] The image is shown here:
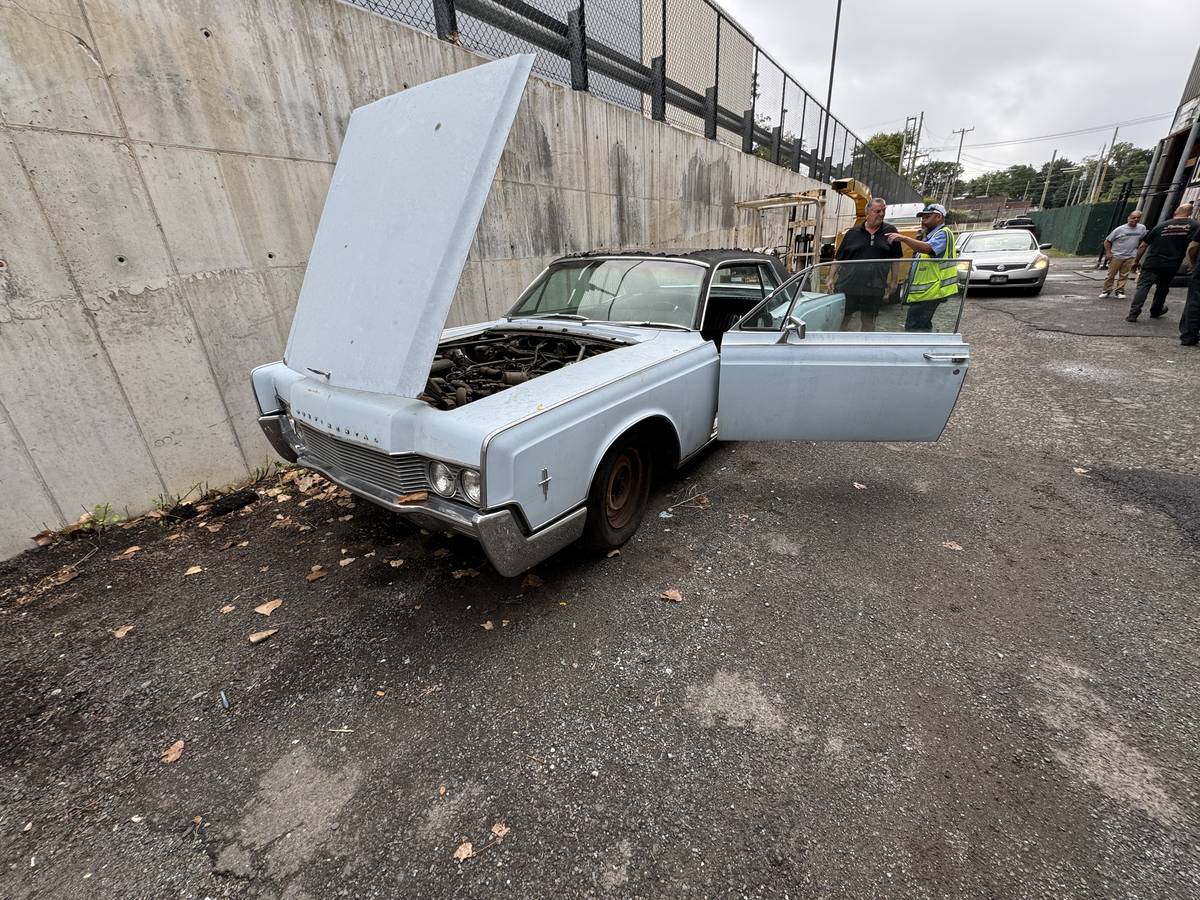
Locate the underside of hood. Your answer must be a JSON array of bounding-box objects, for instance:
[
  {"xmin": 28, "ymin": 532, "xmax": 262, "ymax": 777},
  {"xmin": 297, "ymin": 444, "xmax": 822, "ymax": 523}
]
[{"xmin": 284, "ymin": 55, "xmax": 534, "ymax": 396}]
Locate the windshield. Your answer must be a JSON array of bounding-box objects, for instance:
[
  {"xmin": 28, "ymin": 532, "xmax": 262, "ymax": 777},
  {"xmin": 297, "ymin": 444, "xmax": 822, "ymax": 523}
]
[
  {"xmin": 961, "ymin": 232, "xmax": 1037, "ymax": 252},
  {"xmin": 508, "ymin": 259, "xmax": 706, "ymax": 328}
]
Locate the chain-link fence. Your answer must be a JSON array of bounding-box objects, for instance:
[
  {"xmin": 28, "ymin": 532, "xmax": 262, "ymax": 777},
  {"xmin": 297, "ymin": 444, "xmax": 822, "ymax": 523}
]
[{"xmin": 341, "ymin": 0, "xmax": 920, "ymax": 202}]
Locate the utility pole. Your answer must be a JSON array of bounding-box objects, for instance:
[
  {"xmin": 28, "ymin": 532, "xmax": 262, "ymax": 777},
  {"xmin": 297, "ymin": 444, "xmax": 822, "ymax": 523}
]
[
  {"xmin": 1086, "ymin": 141, "xmax": 1106, "ymax": 204},
  {"xmin": 897, "ymin": 115, "xmax": 915, "ymax": 179},
  {"xmin": 1065, "ymin": 170, "xmax": 1077, "ymax": 206},
  {"xmin": 908, "ymin": 111, "xmax": 924, "ymax": 176},
  {"xmin": 1092, "ymin": 126, "xmax": 1120, "ymax": 203},
  {"xmin": 945, "ymin": 126, "xmax": 973, "ymax": 207},
  {"xmin": 1038, "ymin": 148, "xmax": 1057, "ymax": 210}
]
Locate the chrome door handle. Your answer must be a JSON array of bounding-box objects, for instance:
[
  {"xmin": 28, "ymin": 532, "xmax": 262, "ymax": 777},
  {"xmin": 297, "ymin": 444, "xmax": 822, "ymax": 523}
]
[{"xmin": 923, "ymin": 353, "xmax": 968, "ymax": 362}]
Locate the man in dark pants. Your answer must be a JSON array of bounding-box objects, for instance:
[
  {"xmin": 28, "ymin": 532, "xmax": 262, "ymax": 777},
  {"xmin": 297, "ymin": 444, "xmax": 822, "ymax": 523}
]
[
  {"xmin": 833, "ymin": 197, "xmax": 902, "ymax": 331},
  {"xmin": 1181, "ymin": 236, "xmax": 1200, "ymax": 347},
  {"xmin": 1125, "ymin": 203, "xmax": 1199, "ymax": 322}
]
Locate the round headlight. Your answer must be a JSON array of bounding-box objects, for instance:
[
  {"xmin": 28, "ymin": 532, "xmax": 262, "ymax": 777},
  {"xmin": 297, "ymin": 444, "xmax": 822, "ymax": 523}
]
[
  {"xmin": 428, "ymin": 461, "xmax": 457, "ymax": 497},
  {"xmin": 460, "ymin": 469, "xmax": 482, "ymax": 505}
]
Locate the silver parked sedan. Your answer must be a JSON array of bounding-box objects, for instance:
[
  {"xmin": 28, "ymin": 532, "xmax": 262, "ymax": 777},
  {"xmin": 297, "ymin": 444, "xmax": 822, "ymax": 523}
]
[{"xmin": 959, "ymin": 229, "xmax": 1052, "ymax": 294}]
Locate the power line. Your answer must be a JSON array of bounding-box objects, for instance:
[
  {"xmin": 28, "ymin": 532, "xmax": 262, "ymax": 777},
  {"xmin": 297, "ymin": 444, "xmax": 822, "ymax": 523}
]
[{"xmin": 922, "ymin": 112, "xmax": 1172, "ymax": 152}]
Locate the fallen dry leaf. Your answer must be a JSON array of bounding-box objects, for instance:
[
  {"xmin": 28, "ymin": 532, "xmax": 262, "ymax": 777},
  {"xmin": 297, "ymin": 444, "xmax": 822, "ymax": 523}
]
[
  {"xmin": 238, "ymin": 541, "xmax": 249, "ymax": 548},
  {"xmin": 388, "ymin": 559, "xmax": 405, "ymax": 568},
  {"xmin": 220, "ymin": 604, "xmax": 236, "ymax": 614},
  {"xmin": 453, "ymin": 842, "xmax": 473, "ymax": 862},
  {"xmin": 481, "ymin": 620, "xmax": 494, "ymax": 631},
  {"xmin": 339, "ymin": 557, "xmax": 355, "ymax": 567},
  {"xmin": 852, "ymin": 482, "xmax": 867, "ymax": 490},
  {"xmin": 306, "ymin": 566, "xmax": 328, "ymax": 583},
  {"xmin": 50, "ymin": 569, "xmax": 79, "ymax": 588},
  {"xmin": 432, "ymin": 548, "xmax": 450, "ymax": 559},
  {"xmin": 375, "ymin": 690, "xmax": 385, "ymax": 697},
  {"xmin": 166, "ymin": 533, "xmax": 184, "ymax": 542},
  {"xmin": 452, "ymin": 568, "xmax": 480, "ymax": 579},
  {"xmin": 491, "ymin": 822, "xmax": 510, "ymax": 841},
  {"xmin": 606, "ymin": 549, "xmax": 620, "ymax": 558},
  {"xmin": 438, "ymin": 784, "xmax": 447, "ymax": 797},
  {"xmin": 160, "ymin": 740, "xmax": 185, "ymax": 764},
  {"xmin": 337, "ymin": 514, "xmax": 354, "ymax": 522},
  {"xmin": 184, "ymin": 566, "xmax": 203, "ymax": 577},
  {"xmin": 276, "ymin": 494, "xmax": 292, "ymax": 503},
  {"xmin": 111, "ymin": 624, "xmax": 134, "ymax": 639},
  {"xmin": 254, "ymin": 599, "xmax": 283, "ymax": 616},
  {"xmin": 112, "ymin": 545, "xmax": 141, "ymax": 561},
  {"xmin": 249, "ymin": 629, "xmax": 278, "ymax": 645},
  {"xmin": 941, "ymin": 541, "xmax": 964, "ymax": 551},
  {"xmin": 660, "ymin": 588, "xmax": 683, "ymax": 603},
  {"xmin": 396, "ymin": 491, "xmax": 429, "ymax": 505},
  {"xmin": 204, "ymin": 523, "xmax": 223, "ymax": 533},
  {"xmin": 501, "ymin": 619, "xmax": 510, "ymax": 627},
  {"xmin": 1072, "ymin": 467, "xmax": 1090, "ymax": 475},
  {"xmin": 258, "ymin": 565, "xmax": 270, "ymax": 573},
  {"xmin": 521, "ymin": 573, "xmax": 544, "ymax": 589},
  {"xmin": 219, "ymin": 541, "xmax": 234, "ymax": 551},
  {"xmin": 33, "ymin": 529, "xmax": 55, "ymax": 547}
]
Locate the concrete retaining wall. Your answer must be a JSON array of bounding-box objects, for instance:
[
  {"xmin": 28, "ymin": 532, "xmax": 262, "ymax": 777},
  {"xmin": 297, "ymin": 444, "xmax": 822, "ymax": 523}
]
[{"xmin": 0, "ymin": 0, "xmax": 847, "ymax": 558}]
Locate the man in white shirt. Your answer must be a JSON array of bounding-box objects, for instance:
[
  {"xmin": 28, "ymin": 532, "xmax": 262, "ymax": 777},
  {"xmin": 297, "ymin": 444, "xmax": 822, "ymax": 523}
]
[{"xmin": 1099, "ymin": 209, "xmax": 1146, "ymax": 299}]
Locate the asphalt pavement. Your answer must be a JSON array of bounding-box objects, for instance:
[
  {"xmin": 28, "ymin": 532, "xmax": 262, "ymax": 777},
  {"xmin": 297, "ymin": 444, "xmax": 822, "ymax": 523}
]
[{"xmin": 1, "ymin": 257, "xmax": 1197, "ymax": 899}]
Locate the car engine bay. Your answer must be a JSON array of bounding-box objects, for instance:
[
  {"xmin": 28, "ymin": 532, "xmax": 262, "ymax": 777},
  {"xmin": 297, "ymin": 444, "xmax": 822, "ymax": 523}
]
[{"xmin": 419, "ymin": 332, "xmax": 618, "ymax": 409}]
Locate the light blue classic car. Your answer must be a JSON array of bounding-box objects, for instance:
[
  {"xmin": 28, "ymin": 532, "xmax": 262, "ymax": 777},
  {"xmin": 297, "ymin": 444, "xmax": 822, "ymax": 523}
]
[{"xmin": 251, "ymin": 56, "xmax": 970, "ymax": 576}]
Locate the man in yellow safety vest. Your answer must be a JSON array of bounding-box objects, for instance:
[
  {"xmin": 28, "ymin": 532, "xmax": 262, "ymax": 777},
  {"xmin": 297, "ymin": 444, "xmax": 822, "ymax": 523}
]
[{"xmin": 887, "ymin": 203, "xmax": 959, "ymax": 331}]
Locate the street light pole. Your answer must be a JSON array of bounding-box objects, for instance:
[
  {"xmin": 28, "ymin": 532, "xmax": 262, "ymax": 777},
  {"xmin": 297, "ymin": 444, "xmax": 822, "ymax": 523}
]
[{"xmin": 818, "ymin": 0, "xmax": 843, "ymax": 183}]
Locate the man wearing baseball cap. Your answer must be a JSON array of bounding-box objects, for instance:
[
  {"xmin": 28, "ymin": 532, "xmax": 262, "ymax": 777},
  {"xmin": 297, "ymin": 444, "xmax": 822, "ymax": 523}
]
[{"xmin": 888, "ymin": 204, "xmax": 960, "ymax": 330}]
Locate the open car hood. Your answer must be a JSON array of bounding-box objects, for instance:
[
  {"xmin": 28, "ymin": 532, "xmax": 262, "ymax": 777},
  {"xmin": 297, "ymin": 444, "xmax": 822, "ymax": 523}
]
[{"xmin": 284, "ymin": 55, "xmax": 534, "ymax": 396}]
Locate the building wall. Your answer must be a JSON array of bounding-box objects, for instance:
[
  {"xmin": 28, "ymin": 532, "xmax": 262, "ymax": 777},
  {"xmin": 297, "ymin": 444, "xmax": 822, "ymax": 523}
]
[{"xmin": 0, "ymin": 0, "xmax": 845, "ymax": 559}]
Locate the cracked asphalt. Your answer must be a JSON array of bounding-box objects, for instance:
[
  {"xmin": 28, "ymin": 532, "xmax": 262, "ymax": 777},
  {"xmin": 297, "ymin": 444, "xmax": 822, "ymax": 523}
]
[{"xmin": 1, "ymin": 257, "xmax": 1198, "ymax": 899}]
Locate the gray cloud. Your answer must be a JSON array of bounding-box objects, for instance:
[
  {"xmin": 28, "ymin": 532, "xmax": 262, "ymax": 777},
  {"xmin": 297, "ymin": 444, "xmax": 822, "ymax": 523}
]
[{"xmin": 717, "ymin": 0, "xmax": 1200, "ymax": 174}]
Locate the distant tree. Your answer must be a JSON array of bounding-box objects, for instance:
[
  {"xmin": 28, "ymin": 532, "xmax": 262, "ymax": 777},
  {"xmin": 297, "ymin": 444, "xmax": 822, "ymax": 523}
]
[
  {"xmin": 1097, "ymin": 142, "xmax": 1151, "ymax": 202},
  {"xmin": 914, "ymin": 160, "xmax": 963, "ymax": 201},
  {"xmin": 864, "ymin": 130, "xmax": 906, "ymax": 171}
]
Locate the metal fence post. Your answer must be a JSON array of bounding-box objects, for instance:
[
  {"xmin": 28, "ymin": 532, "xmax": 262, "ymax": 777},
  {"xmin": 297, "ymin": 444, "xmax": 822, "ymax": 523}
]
[
  {"xmin": 432, "ymin": 0, "xmax": 458, "ymax": 42},
  {"xmin": 567, "ymin": 4, "xmax": 588, "ymax": 91},
  {"xmin": 770, "ymin": 126, "xmax": 782, "ymax": 165},
  {"xmin": 741, "ymin": 109, "xmax": 755, "ymax": 154},
  {"xmin": 650, "ymin": 56, "xmax": 666, "ymax": 121},
  {"xmin": 792, "ymin": 90, "xmax": 806, "ymax": 172},
  {"xmin": 706, "ymin": 11, "xmax": 720, "ymax": 141}
]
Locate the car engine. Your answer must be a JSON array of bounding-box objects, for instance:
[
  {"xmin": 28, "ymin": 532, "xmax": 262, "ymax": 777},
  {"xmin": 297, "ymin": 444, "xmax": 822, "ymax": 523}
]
[{"xmin": 419, "ymin": 332, "xmax": 617, "ymax": 409}]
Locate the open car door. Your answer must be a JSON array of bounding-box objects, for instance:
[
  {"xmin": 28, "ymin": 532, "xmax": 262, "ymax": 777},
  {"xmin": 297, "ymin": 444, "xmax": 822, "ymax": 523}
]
[{"xmin": 717, "ymin": 264, "xmax": 969, "ymax": 441}]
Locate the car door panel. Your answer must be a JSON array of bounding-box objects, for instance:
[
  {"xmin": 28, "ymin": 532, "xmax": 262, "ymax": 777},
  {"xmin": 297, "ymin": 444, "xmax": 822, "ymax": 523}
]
[{"xmin": 717, "ymin": 330, "xmax": 968, "ymax": 441}]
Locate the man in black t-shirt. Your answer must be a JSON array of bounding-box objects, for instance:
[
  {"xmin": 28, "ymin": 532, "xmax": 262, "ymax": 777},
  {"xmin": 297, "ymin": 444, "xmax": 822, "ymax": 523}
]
[
  {"xmin": 1181, "ymin": 235, "xmax": 1200, "ymax": 347},
  {"xmin": 834, "ymin": 198, "xmax": 903, "ymax": 331},
  {"xmin": 1125, "ymin": 203, "xmax": 1199, "ymax": 322}
]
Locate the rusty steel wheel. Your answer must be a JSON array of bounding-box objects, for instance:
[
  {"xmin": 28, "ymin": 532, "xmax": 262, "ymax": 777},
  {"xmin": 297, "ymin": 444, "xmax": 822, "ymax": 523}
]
[
  {"xmin": 583, "ymin": 436, "xmax": 653, "ymax": 552},
  {"xmin": 604, "ymin": 448, "xmax": 644, "ymax": 531}
]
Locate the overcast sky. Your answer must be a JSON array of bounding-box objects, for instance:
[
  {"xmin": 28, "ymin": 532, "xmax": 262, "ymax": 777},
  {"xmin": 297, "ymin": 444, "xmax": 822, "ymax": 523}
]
[{"xmin": 718, "ymin": 0, "xmax": 1200, "ymax": 177}]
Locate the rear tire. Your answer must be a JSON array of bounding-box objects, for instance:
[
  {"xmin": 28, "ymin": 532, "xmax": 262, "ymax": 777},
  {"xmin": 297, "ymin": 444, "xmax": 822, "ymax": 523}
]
[{"xmin": 582, "ymin": 437, "xmax": 653, "ymax": 552}]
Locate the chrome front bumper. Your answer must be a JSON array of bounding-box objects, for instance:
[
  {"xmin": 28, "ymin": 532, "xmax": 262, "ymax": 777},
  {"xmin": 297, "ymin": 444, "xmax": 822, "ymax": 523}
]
[{"xmin": 256, "ymin": 413, "xmax": 586, "ymax": 576}]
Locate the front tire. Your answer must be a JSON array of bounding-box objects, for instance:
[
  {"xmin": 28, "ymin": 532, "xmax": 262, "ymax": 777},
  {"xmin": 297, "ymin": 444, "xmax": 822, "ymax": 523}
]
[{"xmin": 582, "ymin": 438, "xmax": 652, "ymax": 552}]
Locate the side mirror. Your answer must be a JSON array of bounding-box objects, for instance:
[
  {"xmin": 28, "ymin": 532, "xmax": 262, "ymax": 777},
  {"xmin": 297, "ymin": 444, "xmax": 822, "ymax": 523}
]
[
  {"xmin": 1039, "ymin": 242, "xmax": 1053, "ymax": 250},
  {"xmin": 777, "ymin": 315, "xmax": 806, "ymax": 344}
]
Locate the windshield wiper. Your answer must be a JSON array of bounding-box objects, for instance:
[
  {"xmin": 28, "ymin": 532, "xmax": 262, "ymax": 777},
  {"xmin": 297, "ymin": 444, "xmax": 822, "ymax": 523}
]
[
  {"xmin": 599, "ymin": 320, "xmax": 692, "ymax": 331},
  {"xmin": 512, "ymin": 312, "xmax": 589, "ymax": 321}
]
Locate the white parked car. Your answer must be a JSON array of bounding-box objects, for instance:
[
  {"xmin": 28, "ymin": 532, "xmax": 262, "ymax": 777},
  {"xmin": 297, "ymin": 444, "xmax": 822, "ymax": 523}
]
[
  {"xmin": 959, "ymin": 229, "xmax": 1052, "ymax": 294},
  {"xmin": 251, "ymin": 56, "xmax": 971, "ymax": 575}
]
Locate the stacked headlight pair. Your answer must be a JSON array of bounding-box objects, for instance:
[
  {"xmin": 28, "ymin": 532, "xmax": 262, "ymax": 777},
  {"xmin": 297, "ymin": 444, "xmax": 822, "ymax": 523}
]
[{"xmin": 428, "ymin": 460, "xmax": 482, "ymax": 506}]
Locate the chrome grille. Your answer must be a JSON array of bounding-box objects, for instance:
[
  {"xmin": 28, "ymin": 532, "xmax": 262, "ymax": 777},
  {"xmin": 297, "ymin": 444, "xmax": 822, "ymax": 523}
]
[{"xmin": 297, "ymin": 423, "xmax": 429, "ymax": 497}]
